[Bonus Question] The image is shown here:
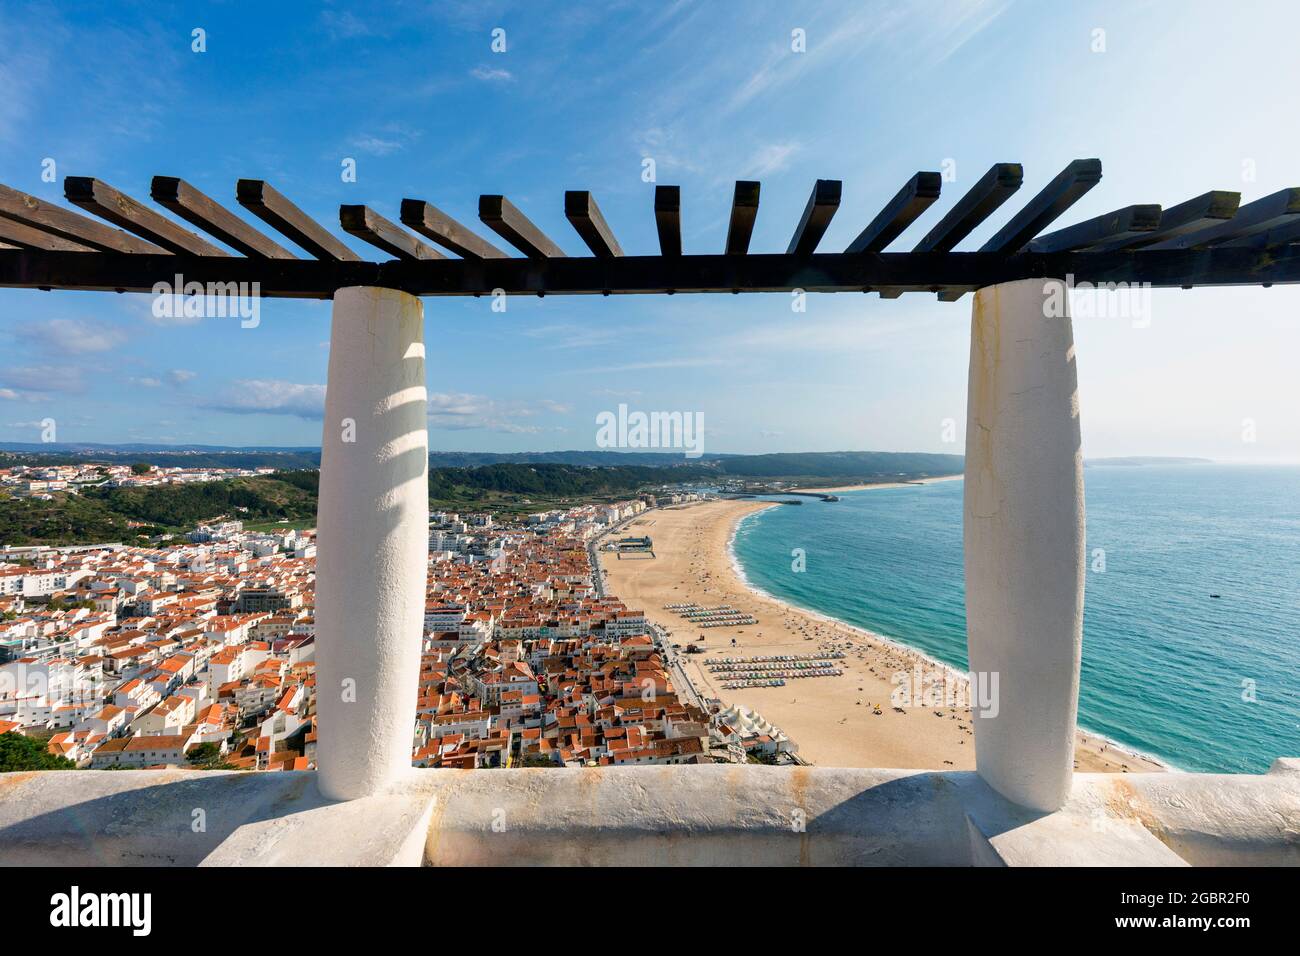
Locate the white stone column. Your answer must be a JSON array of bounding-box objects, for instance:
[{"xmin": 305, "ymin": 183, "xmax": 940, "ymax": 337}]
[
  {"xmin": 964, "ymin": 278, "xmax": 1084, "ymax": 812},
  {"xmin": 315, "ymin": 286, "xmax": 428, "ymax": 801}
]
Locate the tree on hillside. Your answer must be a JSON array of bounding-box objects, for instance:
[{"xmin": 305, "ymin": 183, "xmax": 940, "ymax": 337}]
[
  {"xmin": 130, "ymin": 462, "xmax": 153, "ymax": 475},
  {"xmin": 186, "ymin": 742, "xmax": 235, "ymax": 770},
  {"xmin": 0, "ymin": 732, "xmax": 76, "ymax": 771}
]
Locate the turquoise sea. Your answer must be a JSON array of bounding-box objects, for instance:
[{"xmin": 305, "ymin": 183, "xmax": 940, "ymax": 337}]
[{"xmin": 730, "ymin": 465, "xmax": 1300, "ymax": 773}]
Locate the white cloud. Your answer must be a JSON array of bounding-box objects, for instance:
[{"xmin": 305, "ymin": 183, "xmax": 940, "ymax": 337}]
[
  {"xmin": 741, "ymin": 142, "xmax": 800, "ymax": 177},
  {"xmin": 13, "ymin": 318, "xmax": 126, "ymax": 354},
  {"xmin": 427, "ymin": 391, "xmax": 568, "ymax": 433},
  {"xmin": 350, "ymin": 134, "xmax": 403, "ymax": 156},
  {"xmin": 320, "ymin": 10, "xmax": 382, "ymax": 40},
  {"xmin": 470, "ymin": 65, "xmax": 513, "ymax": 83},
  {"xmin": 167, "ymin": 369, "xmax": 197, "ymax": 386},
  {"xmin": 203, "ymin": 379, "xmax": 326, "ymax": 419},
  {"xmin": 0, "ymin": 365, "xmax": 86, "ymax": 397}
]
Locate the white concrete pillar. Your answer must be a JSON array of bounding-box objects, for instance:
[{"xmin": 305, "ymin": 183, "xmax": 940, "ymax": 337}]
[
  {"xmin": 315, "ymin": 286, "xmax": 428, "ymax": 801},
  {"xmin": 964, "ymin": 278, "xmax": 1084, "ymax": 812}
]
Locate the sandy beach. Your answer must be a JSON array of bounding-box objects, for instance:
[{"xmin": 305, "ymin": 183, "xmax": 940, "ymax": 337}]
[{"xmin": 600, "ymin": 495, "xmax": 1164, "ymax": 774}]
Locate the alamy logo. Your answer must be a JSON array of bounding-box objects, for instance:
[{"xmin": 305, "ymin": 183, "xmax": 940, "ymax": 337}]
[
  {"xmin": 151, "ymin": 273, "xmax": 261, "ymax": 328},
  {"xmin": 1043, "ymin": 272, "xmax": 1152, "ymax": 327},
  {"xmin": 595, "ymin": 403, "xmax": 704, "ymax": 459},
  {"xmin": 49, "ymin": 886, "xmax": 151, "ymax": 936},
  {"xmin": 890, "ymin": 665, "xmax": 1000, "ymax": 718}
]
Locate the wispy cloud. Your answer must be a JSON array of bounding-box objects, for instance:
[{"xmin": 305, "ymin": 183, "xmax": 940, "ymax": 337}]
[
  {"xmin": 428, "ymin": 391, "xmax": 570, "ymax": 433},
  {"xmin": 470, "ymin": 65, "xmax": 514, "ymax": 83},
  {"xmin": 12, "ymin": 318, "xmax": 126, "ymax": 354},
  {"xmin": 0, "ymin": 364, "xmax": 86, "ymax": 398},
  {"xmin": 584, "ymin": 357, "xmax": 733, "ymax": 373},
  {"xmin": 320, "ymin": 10, "xmax": 383, "ymax": 40},
  {"xmin": 521, "ymin": 323, "xmax": 625, "ymax": 349},
  {"xmin": 203, "ymin": 379, "xmax": 326, "ymax": 419},
  {"xmin": 741, "ymin": 141, "xmax": 800, "ymax": 177},
  {"xmin": 350, "ymin": 134, "xmax": 403, "ymax": 156}
]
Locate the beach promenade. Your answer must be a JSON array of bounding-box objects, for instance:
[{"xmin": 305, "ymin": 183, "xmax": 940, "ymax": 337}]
[{"xmin": 600, "ymin": 496, "xmax": 1164, "ymax": 773}]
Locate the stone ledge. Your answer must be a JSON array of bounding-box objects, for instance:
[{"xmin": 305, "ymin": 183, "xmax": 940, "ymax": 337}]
[{"xmin": 1, "ymin": 764, "xmax": 1296, "ymax": 867}]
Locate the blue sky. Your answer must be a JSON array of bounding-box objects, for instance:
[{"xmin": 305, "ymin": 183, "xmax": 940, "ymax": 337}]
[{"xmin": 1, "ymin": 0, "xmax": 1298, "ymax": 461}]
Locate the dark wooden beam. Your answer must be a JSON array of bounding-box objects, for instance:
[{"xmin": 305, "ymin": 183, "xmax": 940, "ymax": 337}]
[
  {"xmin": 0, "ymin": 216, "xmax": 97, "ymax": 252},
  {"xmin": 1146, "ymin": 187, "xmax": 1300, "ymax": 250},
  {"xmin": 64, "ymin": 177, "xmax": 229, "ymax": 257},
  {"xmin": 979, "ymin": 159, "xmax": 1102, "ymax": 252},
  {"xmin": 725, "ymin": 181, "xmax": 761, "ymax": 255},
  {"xmin": 236, "ymin": 180, "xmax": 361, "ymax": 261},
  {"xmin": 845, "ymin": 172, "xmax": 942, "ymax": 253},
  {"xmin": 340, "ymin": 205, "xmax": 443, "ymax": 261},
  {"xmin": 1088, "ymin": 191, "xmax": 1240, "ymax": 252},
  {"xmin": 399, "ymin": 200, "xmax": 506, "ymax": 259},
  {"xmin": 6, "ymin": 247, "xmax": 1299, "ymax": 299},
  {"xmin": 655, "ymin": 186, "xmax": 681, "ymax": 257},
  {"xmin": 479, "ymin": 195, "xmax": 565, "ymax": 258},
  {"xmin": 0, "ymin": 184, "xmax": 167, "ymax": 254},
  {"xmin": 564, "ymin": 191, "xmax": 623, "ymax": 257},
  {"xmin": 1221, "ymin": 217, "xmax": 1300, "ymax": 249},
  {"xmin": 1028, "ymin": 203, "xmax": 1161, "ymax": 253},
  {"xmin": 151, "ymin": 177, "xmax": 295, "ymax": 259},
  {"xmin": 787, "ymin": 179, "xmax": 841, "ymax": 255},
  {"xmin": 913, "ymin": 164, "xmax": 1023, "ymax": 252}
]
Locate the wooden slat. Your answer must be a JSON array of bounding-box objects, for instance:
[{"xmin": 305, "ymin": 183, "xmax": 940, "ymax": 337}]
[
  {"xmin": 0, "ymin": 216, "xmax": 96, "ymax": 252},
  {"xmin": 0, "ymin": 184, "xmax": 167, "ymax": 254},
  {"xmin": 340, "ymin": 205, "xmax": 443, "ymax": 261},
  {"xmin": 151, "ymin": 177, "xmax": 295, "ymax": 259},
  {"xmin": 845, "ymin": 172, "xmax": 941, "ymax": 253},
  {"xmin": 1146, "ymin": 187, "xmax": 1300, "ymax": 250},
  {"xmin": 786, "ymin": 179, "xmax": 841, "ymax": 255},
  {"xmin": 64, "ymin": 177, "xmax": 229, "ymax": 257},
  {"xmin": 565, "ymin": 191, "xmax": 624, "ymax": 257},
  {"xmin": 1028, "ymin": 203, "xmax": 1161, "ymax": 253},
  {"xmin": 1221, "ymin": 217, "xmax": 1300, "ymax": 249},
  {"xmin": 1089, "ymin": 191, "xmax": 1240, "ymax": 252},
  {"xmin": 399, "ymin": 199, "xmax": 506, "ymax": 259},
  {"xmin": 236, "ymin": 180, "xmax": 361, "ymax": 261},
  {"xmin": 979, "ymin": 159, "xmax": 1102, "ymax": 252},
  {"xmin": 655, "ymin": 186, "xmax": 681, "ymax": 257},
  {"xmin": 913, "ymin": 164, "xmax": 1022, "ymax": 252},
  {"xmin": 479, "ymin": 195, "xmax": 565, "ymax": 258},
  {"xmin": 725, "ymin": 181, "xmax": 761, "ymax": 255}
]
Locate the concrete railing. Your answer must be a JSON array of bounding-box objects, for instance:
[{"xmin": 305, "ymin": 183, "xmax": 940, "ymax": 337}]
[
  {"xmin": 1, "ymin": 762, "xmax": 1296, "ymax": 867},
  {"xmin": 5, "ymin": 281, "xmax": 1289, "ymax": 868}
]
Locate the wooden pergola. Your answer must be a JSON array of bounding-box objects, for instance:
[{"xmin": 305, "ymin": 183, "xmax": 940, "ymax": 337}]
[
  {"xmin": 0, "ymin": 159, "xmax": 1297, "ymax": 299},
  {"xmin": 2, "ymin": 159, "xmax": 1295, "ymax": 811}
]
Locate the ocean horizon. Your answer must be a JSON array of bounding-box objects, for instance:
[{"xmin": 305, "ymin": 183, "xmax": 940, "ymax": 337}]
[{"xmin": 730, "ymin": 464, "xmax": 1300, "ymax": 774}]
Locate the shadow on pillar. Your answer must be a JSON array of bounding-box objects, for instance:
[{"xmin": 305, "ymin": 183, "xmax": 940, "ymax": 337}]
[{"xmin": 314, "ymin": 286, "xmax": 429, "ymax": 801}]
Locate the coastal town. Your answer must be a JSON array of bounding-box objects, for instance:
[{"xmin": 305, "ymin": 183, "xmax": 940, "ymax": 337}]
[
  {"xmin": 1, "ymin": 460, "xmax": 286, "ymax": 499},
  {"xmin": 0, "ymin": 484, "xmax": 802, "ymax": 772}
]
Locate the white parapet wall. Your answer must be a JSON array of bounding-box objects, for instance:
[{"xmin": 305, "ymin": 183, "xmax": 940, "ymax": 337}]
[
  {"xmin": 965, "ymin": 278, "xmax": 1085, "ymax": 812},
  {"xmin": 1, "ymin": 764, "xmax": 1297, "ymax": 867},
  {"xmin": 314, "ymin": 286, "xmax": 429, "ymax": 801}
]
